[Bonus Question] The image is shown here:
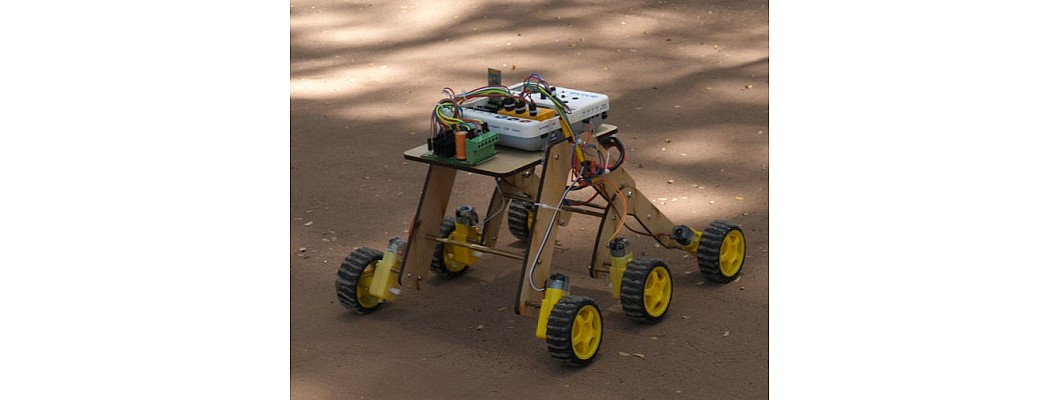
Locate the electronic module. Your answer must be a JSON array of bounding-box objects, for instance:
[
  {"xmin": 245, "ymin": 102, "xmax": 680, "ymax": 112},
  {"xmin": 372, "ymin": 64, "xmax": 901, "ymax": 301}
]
[{"xmin": 424, "ymin": 72, "xmax": 611, "ymax": 165}]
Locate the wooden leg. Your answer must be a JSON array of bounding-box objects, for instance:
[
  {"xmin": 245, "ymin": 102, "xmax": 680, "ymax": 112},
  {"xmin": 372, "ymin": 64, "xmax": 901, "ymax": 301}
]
[
  {"xmin": 479, "ymin": 182, "xmax": 507, "ymax": 249},
  {"xmin": 398, "ymin": 165, "xmax": 456, "ymax": 288},
  {"xmin": 589, "ymin": 166, "xmax": 686, "ymax": 276},
  {"xmin": 515, "ymin": 142, "xmax": 571, "ymax": 315}
]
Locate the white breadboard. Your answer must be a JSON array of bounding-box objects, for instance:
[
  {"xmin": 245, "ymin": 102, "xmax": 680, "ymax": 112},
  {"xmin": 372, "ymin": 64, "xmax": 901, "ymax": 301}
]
[{"xmin": 460, "ymin": 84, "xmax": 610, "ymax": 151}]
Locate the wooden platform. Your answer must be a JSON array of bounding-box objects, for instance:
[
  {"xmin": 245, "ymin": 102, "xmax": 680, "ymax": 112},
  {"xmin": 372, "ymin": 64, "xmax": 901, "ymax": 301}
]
[{"xmin": 403, "ymin": 124, "xmax": 618, "ymax": 177}]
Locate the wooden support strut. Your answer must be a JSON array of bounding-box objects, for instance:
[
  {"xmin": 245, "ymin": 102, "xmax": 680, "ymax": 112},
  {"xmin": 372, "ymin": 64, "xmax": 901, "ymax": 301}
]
[
  {"xmin": 588, "ymin": 167, "xmax": 685, "ymax": 279},
  {"xmin": 397, "ymin": 165, "xmax": 456, "ymax": 287},
  {"xmin": 514, "ymin": 140, "xmax": 573, "ymax": 316},
  {"xmin": 424, "ymin": 234, "xmax": 525, "ymax": 260}
]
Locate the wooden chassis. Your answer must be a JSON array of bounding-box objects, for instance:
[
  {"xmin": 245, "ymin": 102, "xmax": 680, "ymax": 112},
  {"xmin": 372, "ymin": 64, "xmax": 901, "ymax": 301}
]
[{"xmin": 398, "ymin": 124, "xmax": 687, "ymax": 316}]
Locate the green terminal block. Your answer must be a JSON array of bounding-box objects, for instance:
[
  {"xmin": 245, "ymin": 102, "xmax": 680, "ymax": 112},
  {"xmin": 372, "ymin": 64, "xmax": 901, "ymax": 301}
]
[
  {"xmin": 424, "ymin": 130, "xmax": 499, "ymax": 166},
  {"xmin": 465, "ymin": 130, "xmax": 499, "ymax": 164}
]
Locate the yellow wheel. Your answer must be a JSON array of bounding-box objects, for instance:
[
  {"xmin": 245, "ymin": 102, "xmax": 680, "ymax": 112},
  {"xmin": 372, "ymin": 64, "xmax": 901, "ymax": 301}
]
[
  {"xmin": 698, "ymin": 220, "xmax": 747, "ymax": 283},
  {"xmin": 506, "ymin": 195, "xmax": 534, "ymax": 242},
  {"xmin": 430, "ymin": 217, "xmax": 470, "ymax": 278},
  {"xmin": 546, "ymin": 296, "xmax": 603, "ymax": 367},
  {"xmin": 620, "ymin": 258, "xmax": 673, "ymax": 322},
  {"xmin": 335, "ymin": 248, "xmax": 384, "ymax": 314}
]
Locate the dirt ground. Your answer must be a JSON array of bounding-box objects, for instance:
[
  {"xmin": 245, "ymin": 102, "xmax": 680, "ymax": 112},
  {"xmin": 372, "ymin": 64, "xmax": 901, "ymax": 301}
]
[{"xmin": 291, "ymin": 0, "xmax": 768, "ymax": 398}]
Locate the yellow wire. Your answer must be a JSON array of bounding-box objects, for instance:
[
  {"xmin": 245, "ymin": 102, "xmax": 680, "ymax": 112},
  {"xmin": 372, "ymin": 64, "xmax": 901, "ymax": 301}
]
[{"xmin": 560, "ymin": 118, "xmax": 587, "ymax": 164}]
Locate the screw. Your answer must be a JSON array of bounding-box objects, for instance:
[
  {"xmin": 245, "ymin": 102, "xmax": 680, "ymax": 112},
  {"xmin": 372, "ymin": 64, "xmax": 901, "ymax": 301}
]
[{"xmin": 627, "ymin": 191, "xmax": 633, "ymax": 198}]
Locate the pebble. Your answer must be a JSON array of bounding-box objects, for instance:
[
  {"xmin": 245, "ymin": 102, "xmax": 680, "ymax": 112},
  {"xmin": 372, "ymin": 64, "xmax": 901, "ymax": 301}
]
[{"xmin": 304, "ymin": 221, "xmax": 314, "ymax": 226}]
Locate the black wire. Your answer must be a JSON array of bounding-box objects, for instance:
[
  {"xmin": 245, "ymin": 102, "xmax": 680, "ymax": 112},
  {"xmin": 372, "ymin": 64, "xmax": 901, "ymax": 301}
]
[{"xmin": 603, "ymin": 136, "xmax": 625, "ymax": 171}]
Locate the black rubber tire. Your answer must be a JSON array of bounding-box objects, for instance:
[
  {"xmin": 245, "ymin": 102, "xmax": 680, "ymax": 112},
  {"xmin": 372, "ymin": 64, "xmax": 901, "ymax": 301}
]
[
  {"xmin": 546, "ymin": 295, "xmax": 603, "ymax": 367},
  {"xmin": 429, "ymin": 217, "xmax": 469, "ymax": 278},
  {"xmin": 620, "ymin": 258, "xmax": 673, "ymax": 323},
  {"xmin": 335, "ymin": 247, "xmax": 385, "ymax": 314},
  {"xmin": 507, "ymin": 196, "xmax": 534, "ymax": 242},
  {"xmin": 698, "ymin": 220, "xmax": 747, "ymax": 283}
]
